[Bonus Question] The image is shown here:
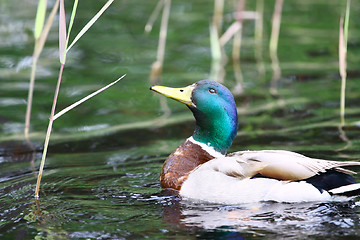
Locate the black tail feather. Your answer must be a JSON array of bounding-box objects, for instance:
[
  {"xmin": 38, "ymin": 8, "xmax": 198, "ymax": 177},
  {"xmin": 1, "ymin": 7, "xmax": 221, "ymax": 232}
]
[{"xmin": 305, "ymin": 170, "xmax": 359, "ymax": 196}]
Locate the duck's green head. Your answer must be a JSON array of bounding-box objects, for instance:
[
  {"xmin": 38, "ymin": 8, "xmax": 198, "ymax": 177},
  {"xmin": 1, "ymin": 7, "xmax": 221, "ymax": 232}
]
[{"xmin": 151, "ymin": 80, "xmax": 238, "ymax": 154}]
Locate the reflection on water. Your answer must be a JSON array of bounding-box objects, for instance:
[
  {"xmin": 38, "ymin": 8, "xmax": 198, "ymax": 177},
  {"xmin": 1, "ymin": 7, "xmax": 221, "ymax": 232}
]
[{"xmin": 163, "ymin": 197, "xmax": 360, "ymax": 239}]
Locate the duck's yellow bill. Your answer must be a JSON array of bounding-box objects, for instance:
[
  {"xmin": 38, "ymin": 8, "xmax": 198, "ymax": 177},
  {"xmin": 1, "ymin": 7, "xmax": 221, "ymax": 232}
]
[{"xmin": 150, "ymin": 85, "xmax": 194, "ymax": 106}]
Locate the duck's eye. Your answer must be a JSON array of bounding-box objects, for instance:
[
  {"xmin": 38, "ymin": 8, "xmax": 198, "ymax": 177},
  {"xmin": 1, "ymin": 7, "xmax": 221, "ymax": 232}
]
[{"xmin": 208, "ymin": 88, "xmax": 217, "ymax": 94}]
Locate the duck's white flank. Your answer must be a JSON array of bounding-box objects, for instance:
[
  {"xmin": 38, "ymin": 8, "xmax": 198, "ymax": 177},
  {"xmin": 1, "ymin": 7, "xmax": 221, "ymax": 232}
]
[
  {"xmin": 188, "ymin": 136, "xmax": 225, "ymax": 158},
  {"xmin": 179, "ymin": 157, "xmax": 332, "ymax": 204}
]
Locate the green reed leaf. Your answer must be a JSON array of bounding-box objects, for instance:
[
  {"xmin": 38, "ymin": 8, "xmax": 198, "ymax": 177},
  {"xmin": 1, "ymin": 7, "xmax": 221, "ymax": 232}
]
[
  {"xmin": 53, "ymin": 74, "xmax": 126, "ymax": 120},
  {"xmin": 34, "ymin": 0, "xmax": 60, "ymax": 58},
  {"xmin": 67, "ymin": 0, "xmax": 114, "ymax": 53},
  {"xmin": 59, "ymin": 0, "xmax": 67, "ymax": 64},
  {"xmin": 66, "ymin": 0, "xmax": 79, "ymax": 49},
  {"xmin": 34, "ymin": 0, "xmax": 47, "ymax": 39},
  {"xmin": 344, "ymin": 0, "xmax": 351, "ymax": 51}
]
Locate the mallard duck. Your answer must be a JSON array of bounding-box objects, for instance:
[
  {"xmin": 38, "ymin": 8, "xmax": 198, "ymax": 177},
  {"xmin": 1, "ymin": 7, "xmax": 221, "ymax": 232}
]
[{"xmin": 150, "ymin": 80, "xmax": 360, "ymax": 204}]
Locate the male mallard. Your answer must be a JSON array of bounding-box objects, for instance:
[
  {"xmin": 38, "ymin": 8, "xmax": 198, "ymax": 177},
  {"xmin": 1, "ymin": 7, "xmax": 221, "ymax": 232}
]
[{"xmin": 150, "ymin": 80, "xmax": 360, "ymax": 204}]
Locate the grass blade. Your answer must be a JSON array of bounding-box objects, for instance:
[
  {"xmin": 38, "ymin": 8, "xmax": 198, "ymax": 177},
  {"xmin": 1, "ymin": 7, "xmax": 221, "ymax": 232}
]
[
  {"xmin": 34, "ymin": 0, "xmax": 47, "ymax": 39},
  {"xmin": 66, "ymin": 0, "xmax": 79, "ymax": 48},
  {"xmin": 59, "ymin": 0, "xmax": 67, "ymax": 64},
  {"xmin": 66, "ymin": 0, "xmax": 114, "ymax": 52},
  {"xmin": 53, "ymin": 74, "xmax": 126, "ymax": 120}
]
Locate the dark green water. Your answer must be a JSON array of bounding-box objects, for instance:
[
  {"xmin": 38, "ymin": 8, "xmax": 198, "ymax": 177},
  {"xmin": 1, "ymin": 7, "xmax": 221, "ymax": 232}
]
[{"xmin": 1, "ymin": 0, "xmax": 360, "ymax": 239}]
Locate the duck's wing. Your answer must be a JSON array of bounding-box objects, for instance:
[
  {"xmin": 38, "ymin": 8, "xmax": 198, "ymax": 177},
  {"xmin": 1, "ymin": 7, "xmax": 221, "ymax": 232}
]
[
  {"xmin": 227, "ymin": 150, "xmax": 360, "ymax": 181},
  {"xmin": 198, "ymin": 155, "xmax": 269, "ymax": 179}
]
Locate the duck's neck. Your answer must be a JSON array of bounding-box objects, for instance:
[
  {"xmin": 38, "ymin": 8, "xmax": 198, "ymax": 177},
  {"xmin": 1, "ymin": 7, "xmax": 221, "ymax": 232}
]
[{"xmin": 191, "ymin": 108, "xmax": 238, "ymax": 155}]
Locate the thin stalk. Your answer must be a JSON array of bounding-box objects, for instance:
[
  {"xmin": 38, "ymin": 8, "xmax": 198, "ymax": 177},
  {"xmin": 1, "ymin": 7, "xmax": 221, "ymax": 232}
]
[
  {"xmin": 210, "ymin": 20, "xmax": 222, "ymax": 61},
  {"xmin": 219, "ymin": 11, "xmax": 257, "ymax": 46},
  {"xmin": 149, "ymin": 0, "xmax": 171, "ymax": 83},
  {"xmin": 145, "ymin": 0, "xmax": 165, "ymax": 33},
  {"xmin": 232, "ymin": 30, "xmax": 242, "ymax": 61},
  {"xmin": 339, "ymin": 0, "xmax": 350, "ymax": 126},
  {"xmin": 35, "ymin": 63, "xmax": 64, "ymax": 198},
  {"xmin": 35, "ymin": 0, "xmax": 115, "ymax": 198},
  {"xmin": 269, "ymin": 0, "xmax": 283, "ymax": 59},
  {"xmin": 337, "ymin": 0, "xmax": 351, "ymax": 151},
  {"xmin": 255, "ymin": 0, "xmax": 265, "ymax": 79},
  {"xmin": 232, "ymin": 0, "xmax": 245, "ymax": 61},
  {"xmin": 255, "ymin": 0, "xmax": 263, "ymax": 49},
  {"xmin": 213, "ymin": 0, "xmax": 224, "ymax": 34},
  {"xmin": 269, "ymin": 0, "xmax": 283, "ymax": 96},
  {"xmin": 157, "ymin": 0, "xmax": 170, "ymax": 65},
  {"xmin": 231, "ymin": 0, "xmax": 245, "ymax": 94},
  {"xmin": 210, "ymin": 20, "xmax": 225, "ymax": 83},
  {"xmin": 219, "ymin": 21, "xmax": 241, "ymax": 46},
  {"xmin": 232, "ymin": 58, "xmax": 244, "ymax": 95},
  {"xmin": 25, "ymin": 0, "xmax": 59, "ymax": 138},
  {"xmin": 25, "ymin": 54, "xmax": 38, "ymax": 139}
]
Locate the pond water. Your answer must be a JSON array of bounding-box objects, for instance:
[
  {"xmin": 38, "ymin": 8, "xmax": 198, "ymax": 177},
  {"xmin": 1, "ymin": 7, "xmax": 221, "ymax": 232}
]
[{"xmin": 1, "ymin": 0, "xmax": 360, "ymax": 239}]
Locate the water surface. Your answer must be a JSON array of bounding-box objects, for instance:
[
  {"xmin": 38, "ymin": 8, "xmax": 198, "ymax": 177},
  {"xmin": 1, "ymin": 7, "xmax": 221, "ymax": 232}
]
[{"xmin": 1, "ymin": 0, "xmax": 360, "ymax": 239}]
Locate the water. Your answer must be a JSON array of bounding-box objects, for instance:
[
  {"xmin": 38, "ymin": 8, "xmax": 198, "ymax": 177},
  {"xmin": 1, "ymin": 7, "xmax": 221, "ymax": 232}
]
[{"xmin": 1, "ymin": 0, "xmax": 360, "ymax": 239}]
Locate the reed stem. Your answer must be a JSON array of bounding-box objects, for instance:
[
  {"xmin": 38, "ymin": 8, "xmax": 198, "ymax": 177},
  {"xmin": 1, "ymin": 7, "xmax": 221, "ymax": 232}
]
[
  {"xmin": 269, "ymin": 0, "xmax": 283, "ymax": 59},
  {"xmin": 145, "ymin": 0, "xmax": 165, "ymax": 33},
  {"xmin": 25, "ymin": 53, "xmax": 38, "ymax": 139},
  {"xmin": 157, "ymin": 0, "xmax": 170, "ymax": 65},
  {"xmin": 255, "ymin": 0, "xmax": 265, "ymax": 79},
  {"xmin": 269, "ymin": 0, "xmax": 283, "ymax": 96},
  {"xmin": 339, "ymin": 0, "xmax": 350, "ymax": 126},
  {"xmin": 213, "ymin": 0, "xmax": 224, "ymax": 33},
  {"xmin": 232, "ymin": 0, "xmax": 245, "ymax": 61},
  {"xmin": 35, "ymin": 63, "xmax": 64, "ymax": 198},
  {"xmin": 25, "ymin": 0, "xmax": 59, "ymax": 138},
  {"xmin": 34, "ymin": 0, "xmax": 114, "ymax": 198},
  {"xmin": 150, "ymin": 0, "xmax": 171, "ymax": 83}
]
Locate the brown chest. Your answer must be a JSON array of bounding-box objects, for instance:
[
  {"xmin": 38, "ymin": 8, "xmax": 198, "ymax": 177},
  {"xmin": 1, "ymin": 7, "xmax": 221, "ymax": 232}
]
[{"xmin": 160, "ymin": 139, "xmax": 215, "ymax": 190}]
